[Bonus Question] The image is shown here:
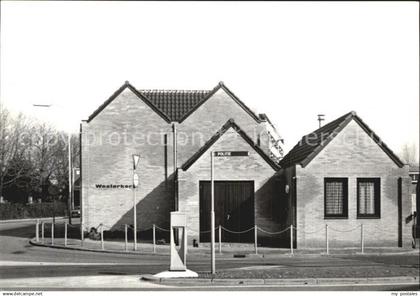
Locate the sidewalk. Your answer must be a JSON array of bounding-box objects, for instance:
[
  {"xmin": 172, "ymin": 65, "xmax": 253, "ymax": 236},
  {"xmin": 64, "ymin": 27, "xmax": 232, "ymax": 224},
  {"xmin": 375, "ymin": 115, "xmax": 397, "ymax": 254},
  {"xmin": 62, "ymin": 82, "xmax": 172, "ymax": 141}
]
[
  {"xmin": 1, "ymin": 274, "xmax": 418, "ymax": 289},
  {"xmin": 29, "ymin": 237, "xmax": 419, "ymax": 258}
]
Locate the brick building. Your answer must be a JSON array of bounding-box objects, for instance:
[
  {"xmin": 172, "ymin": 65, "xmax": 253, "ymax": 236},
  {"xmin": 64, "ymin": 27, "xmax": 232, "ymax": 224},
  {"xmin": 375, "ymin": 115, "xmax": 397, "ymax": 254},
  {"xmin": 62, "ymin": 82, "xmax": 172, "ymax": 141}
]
[
  {"xmin": 80, "ymin": 81, "xmax": 283, "ymax": 244},
  {"xmin": 278, "ymin": 112, "xmax": 412, "ymax": 248},
  {"xmin": 81, "ymin": 82, "xmax": 414, "ymax": 248}
]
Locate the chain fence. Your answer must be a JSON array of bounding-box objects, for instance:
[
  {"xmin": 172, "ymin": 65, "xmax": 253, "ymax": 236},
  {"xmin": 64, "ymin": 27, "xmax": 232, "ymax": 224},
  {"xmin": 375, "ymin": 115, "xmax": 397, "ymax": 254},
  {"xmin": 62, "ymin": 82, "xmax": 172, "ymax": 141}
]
[{"xmin": 33, "ymin": 220, "xmax": 381, "ymax": 255}]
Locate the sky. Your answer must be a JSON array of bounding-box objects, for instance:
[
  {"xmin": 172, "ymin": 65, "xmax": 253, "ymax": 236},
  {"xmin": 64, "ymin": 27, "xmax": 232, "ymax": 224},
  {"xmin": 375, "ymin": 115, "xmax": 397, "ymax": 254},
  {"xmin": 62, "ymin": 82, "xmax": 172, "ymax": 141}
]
[{"xmin": 1, "ymin": 1, "xmax": 419, "ymax": 159}]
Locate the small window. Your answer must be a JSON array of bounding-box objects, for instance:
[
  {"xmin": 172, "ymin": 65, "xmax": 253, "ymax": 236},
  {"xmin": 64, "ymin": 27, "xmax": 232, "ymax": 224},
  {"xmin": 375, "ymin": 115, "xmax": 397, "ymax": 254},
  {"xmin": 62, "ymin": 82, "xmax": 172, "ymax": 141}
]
[
  {"xmin": 357, "ymin": 178, "xmax": 380, "ymax": 218},
  {"xmin": 324, "ymin": 178, "xmax": 348, "ymax": 218}
]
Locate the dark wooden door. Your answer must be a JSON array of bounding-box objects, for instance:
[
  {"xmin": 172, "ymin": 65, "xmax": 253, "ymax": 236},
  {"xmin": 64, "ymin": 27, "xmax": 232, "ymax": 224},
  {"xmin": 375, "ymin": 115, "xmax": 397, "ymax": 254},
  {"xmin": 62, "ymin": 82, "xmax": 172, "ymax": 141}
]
[{"xmin": 199, "ymin": 181, "xmax": 254, "ymax": 242}]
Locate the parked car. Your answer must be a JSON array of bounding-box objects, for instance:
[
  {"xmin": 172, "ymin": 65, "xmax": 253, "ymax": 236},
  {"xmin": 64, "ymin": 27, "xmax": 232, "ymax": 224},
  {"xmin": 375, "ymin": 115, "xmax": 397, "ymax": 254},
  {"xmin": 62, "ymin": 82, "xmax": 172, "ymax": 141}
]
[{"xmin": 71, "ymin": 206, "xmax": 81, "ymax": 218}]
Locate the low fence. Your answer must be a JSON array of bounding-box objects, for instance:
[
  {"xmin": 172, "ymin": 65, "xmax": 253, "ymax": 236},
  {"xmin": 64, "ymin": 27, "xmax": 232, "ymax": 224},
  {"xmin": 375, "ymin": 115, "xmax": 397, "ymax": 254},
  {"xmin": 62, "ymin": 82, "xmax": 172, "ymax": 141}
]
[{"xmin": 33, "ymin": 220, "xmax": 374, "ymax": 255}]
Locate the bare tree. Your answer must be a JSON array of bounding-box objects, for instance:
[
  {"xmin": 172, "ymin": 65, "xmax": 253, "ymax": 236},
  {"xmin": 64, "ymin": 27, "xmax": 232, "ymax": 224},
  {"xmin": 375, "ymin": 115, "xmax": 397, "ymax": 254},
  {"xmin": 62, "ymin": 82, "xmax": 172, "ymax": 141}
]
[
  {"xmin": 399, "ymin": 142, "xmax": 418, "ymax": 165},
  {"xmin": 0, "ymin": 105, "xmax": 32, "ymax": 199}
]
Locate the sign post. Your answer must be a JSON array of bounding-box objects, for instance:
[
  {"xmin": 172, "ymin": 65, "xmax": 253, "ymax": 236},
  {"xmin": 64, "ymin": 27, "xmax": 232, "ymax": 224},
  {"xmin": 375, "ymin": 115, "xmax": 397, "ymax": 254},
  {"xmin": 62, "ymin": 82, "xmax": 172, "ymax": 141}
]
[
  {"xmin": 210, "ymin": 151, "xmax": 249, "ymax": 274},
  {"xmin": 210, "ymin": 151, "xmax": 215, "ymax": 274},
  {"xmin": 132, "ymin": 154, "xmax": 140, "ymax": 251}
]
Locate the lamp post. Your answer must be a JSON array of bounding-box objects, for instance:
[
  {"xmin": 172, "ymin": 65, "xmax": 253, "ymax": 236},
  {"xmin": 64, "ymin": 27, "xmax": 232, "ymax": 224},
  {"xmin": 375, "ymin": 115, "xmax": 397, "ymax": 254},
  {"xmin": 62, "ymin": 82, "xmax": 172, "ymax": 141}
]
[
  {"xmin": 33, "ymin": 104, "xmax": 72, "ymax": 224},
  {"xmin": 132, "ymin": 154, "xmax": 140, "ymax": 251}
]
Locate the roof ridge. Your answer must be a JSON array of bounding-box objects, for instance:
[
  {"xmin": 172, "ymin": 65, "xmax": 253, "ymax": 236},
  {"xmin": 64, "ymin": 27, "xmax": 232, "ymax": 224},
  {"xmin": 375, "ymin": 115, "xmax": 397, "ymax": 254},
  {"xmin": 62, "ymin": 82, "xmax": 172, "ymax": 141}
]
[{"xmin": 279, "ymin": 111, "xmax": 404, "ymax": 168}]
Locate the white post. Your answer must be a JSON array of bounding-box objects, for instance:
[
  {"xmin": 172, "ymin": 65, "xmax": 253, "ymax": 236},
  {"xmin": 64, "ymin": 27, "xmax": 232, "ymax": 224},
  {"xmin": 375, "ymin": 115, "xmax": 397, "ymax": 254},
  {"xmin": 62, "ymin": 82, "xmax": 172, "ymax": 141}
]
[
  {"xmin": 290, "ymin": 225, "xmax": 294, "ymax": 255},
  {"xmin": 325, "ymin": 224, "xmax": 329, "ymax": 255},
  {"xmin": 210, "ymin": 151, "xmax": 215, "ymax": 274},
  {"xmin": 81, "ymin": 223, "xmax": 84, "ymax": 247},
  {"xmin": 153, "ymin": 224, "xmax": 156, "ymax": 253},
  {"xmin": 35, "ymin": 219, "xmax": 39, "ymax": 242},
  {"xmin": 64, "ymin": 222, "xmax": 68, "ymax": 247},
  {"xmin": 218, "ymin": 225, "xmax": 222, "ymax": 254},
  {"xmin": 361, "ymin": 224, "xmax": 364, "ymax": 254},
  {"xmin": 101, "ymin": 225, "xmax": 104, "ymax": 250},
  {"xmin": 254, "ymin": 225, "xmax": 258, "ymax": 254},
  {"xmin": 51, "ymin": 223, "xmax": 55, "ymax": 246},
  {"xmin": 125, "ymin": 224, "xmax": 128, "ymax": 252},
  {"xmin": 41, "ymin": 222, "xmax": 45, "ymax": 243}
]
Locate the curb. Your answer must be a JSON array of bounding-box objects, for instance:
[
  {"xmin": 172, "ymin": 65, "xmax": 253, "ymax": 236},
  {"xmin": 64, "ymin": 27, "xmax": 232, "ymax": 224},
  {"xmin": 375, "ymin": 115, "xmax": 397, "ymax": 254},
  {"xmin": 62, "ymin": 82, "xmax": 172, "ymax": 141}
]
[
  {"xmin": 140, "ymin": 275, "xmax": 419, "ymax": 286},
  {"xmin": 0, "ymin": 217, "xmax": 68, "ymax": 224}
]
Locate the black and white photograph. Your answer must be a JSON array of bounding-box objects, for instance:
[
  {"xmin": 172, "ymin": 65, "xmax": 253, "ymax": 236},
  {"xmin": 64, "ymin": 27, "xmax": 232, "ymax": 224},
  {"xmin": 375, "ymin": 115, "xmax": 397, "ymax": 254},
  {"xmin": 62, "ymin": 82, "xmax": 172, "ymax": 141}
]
[{"xmin": 0, "ymin": 1, "xmax": 419, "ymax": 294}]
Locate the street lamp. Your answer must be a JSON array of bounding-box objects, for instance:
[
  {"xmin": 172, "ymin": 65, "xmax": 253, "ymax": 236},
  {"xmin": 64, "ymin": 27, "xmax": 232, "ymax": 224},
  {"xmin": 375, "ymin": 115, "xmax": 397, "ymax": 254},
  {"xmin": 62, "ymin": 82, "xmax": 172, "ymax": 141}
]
[
  {"xmin": 33, "ymin": 104, "xmax": 72, "ymax": 224},
  {"xmin": 132, "ymin": 154, "xmax": 140, "ymax": 251}
]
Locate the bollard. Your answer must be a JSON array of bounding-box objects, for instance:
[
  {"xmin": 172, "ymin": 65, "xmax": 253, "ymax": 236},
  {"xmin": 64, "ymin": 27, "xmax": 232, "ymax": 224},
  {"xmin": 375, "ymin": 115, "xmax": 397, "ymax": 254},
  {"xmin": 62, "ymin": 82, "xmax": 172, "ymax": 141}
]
[
  {"xmin": 64, "ymin": 222, "xmax": 68, "ymax": 247},
  {"xmin": 290, "ymin": 225, "xmax": 294, "ymax": 255},
  {"xmin": 360, "ymin": 224, "xmax": 364, "ymax": 254},
  {"xmin": 101, "ymin": 225, "xmax": 104, "ymax": 250},
  {"xmin": 51, "ymin": 223, "xmax": 55, "ymax": 246},
  {"xmin": 254, "ymin": 225, "xmax": 258, "ymax": 255},
  {"xmin": 35, "ymin": 219, "xmax": 39, "ymax": 242},
  {"xmin": 325, "ymin": 224, "xmax": 329, "ymax": 255},
  {"xmin": 218, "ymin": 225, "xmax": 222, "ymax": 254},
  {"xmin": 153, "ymin": 224, "xmax": 156, "ymax": 254},
  {"xmin": 41, "ymin": 222, "xmax": 45, "ymax": 243},
  {"xmin": 125, "ymin": 224, "xmax": 128, "ymax": 252},
  {"xmin": 81, "ymin": 223, "xmax": 84, "ymax": 247}
]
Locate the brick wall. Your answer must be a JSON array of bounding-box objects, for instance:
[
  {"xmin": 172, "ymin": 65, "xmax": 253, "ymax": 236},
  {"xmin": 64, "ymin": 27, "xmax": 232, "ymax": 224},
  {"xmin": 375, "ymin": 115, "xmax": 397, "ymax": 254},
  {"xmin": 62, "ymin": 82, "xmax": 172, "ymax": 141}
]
[
  {"xmin": 177, "ymin": 88, "xmax": 264, "ymax": 166},
  {"xmin": 81, "ymin": 86, "xmax": 276, "ymax": 234},
  {"xmin": 177, "ymin": 128, "xmax": 278, "ymax": 244},
  {"xmin": 81, "ymin": 88, "xmax": 175, "ymax": 231},
  {"xmin": 294, "ymin": 120, "xmax": 411, "ymax": 248}
]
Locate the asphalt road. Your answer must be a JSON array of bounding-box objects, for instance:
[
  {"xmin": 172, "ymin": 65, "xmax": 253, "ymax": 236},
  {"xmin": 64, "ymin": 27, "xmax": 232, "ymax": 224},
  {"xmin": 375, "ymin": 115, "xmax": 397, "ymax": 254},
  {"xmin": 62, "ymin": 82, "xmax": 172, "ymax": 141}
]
[{"xmin": 0, "ymin": 220, "xmax": 419, "ymax": 291}]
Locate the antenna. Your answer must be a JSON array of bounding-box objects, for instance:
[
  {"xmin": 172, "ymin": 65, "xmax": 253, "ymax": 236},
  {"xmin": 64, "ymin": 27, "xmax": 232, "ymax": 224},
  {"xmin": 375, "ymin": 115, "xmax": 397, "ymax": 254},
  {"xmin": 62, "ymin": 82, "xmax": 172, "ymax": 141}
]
[{"xmin": 317, "ymin": 114, "xmax": 325, "ymax": 128}]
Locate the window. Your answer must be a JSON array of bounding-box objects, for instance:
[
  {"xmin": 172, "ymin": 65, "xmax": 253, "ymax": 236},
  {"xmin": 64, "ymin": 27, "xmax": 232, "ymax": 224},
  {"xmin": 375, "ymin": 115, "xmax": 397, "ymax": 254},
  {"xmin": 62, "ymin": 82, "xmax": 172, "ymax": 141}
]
[
  {"xmin": 357, "ymin": 178, "xmax": 380, "ymax": 218},
  {"xmin": 324, "ymin": 178, "xmax": 348, "ymax": 218}
]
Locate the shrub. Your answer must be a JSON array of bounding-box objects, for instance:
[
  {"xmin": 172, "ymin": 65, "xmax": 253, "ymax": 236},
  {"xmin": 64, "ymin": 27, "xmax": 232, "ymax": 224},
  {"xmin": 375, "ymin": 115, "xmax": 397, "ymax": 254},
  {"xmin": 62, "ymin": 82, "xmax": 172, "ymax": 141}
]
[{"xmin": 0, "ymin": 202, "xmax": 68, "ymax": 220}]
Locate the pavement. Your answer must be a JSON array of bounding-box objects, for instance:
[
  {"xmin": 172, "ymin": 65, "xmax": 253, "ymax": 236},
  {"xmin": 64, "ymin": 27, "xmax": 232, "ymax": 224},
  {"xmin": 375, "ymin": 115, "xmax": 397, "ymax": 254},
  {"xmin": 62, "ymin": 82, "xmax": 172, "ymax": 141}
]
[{"xmin": 1, "ymin": 219, "xmax": 419, "ymax": 291}]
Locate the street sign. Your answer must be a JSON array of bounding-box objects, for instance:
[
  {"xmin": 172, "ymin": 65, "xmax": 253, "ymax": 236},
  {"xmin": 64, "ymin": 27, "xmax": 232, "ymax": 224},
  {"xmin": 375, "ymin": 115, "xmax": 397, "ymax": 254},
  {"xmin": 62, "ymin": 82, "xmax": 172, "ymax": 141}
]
[
  {"xmin": 133, "ymin": 173, "xmax": 139, "ymax": 187},
  {"xmin": 214, "ymin": 151, "xmax": 249, "ymax": 157}
]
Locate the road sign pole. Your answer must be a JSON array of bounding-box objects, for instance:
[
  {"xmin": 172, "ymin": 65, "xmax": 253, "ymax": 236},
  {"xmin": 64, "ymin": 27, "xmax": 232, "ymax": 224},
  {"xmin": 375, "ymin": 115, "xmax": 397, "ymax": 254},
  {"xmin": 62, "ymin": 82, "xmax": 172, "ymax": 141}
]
[
  {"xmin": 210, "ymin": 151, "xmax": 215, "ymax": 274},
  {"xmin": 133, "ymin": 184, "xmax": 137, "ymax": 251}
]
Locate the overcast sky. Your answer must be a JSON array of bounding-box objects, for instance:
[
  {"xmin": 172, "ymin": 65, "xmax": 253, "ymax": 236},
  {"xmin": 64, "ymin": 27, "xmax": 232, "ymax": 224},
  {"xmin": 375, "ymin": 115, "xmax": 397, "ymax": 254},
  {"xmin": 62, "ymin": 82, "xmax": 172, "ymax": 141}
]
[{"xmin": 1, "ymin": 1, "xmax": 418, "ymax": 159}]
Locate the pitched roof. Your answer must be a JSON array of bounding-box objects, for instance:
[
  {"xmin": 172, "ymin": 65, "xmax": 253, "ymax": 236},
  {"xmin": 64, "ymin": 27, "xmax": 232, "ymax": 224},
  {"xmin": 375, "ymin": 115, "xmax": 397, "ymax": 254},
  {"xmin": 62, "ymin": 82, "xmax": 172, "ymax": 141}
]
[
  {"xmin": 181, "ymin": 119, "xmax": 280, "ymax": 171},
  {"xmin": 178, "ymin": 82, "xmax": 261, "ymax": 123},
  {"xmin": 87, "ymin": 81, "xmax": 262, "ymax": 124},
  {"xmin": 279, "ymin": 111, "xmax": 405, "ymax": 168},
  {"xmin": 87, "ymin": 82, "xmax": 171, "ymax": 123},
  {"xmin": 139, "ymin": 89, "xmax": 211, "ymax": 122}
]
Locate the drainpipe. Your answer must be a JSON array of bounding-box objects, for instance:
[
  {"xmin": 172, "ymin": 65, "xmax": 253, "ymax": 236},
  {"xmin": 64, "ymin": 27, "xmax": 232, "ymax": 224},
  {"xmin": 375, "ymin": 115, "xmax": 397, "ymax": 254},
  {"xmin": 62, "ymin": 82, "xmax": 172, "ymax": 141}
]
[{"xmin": 173, "ymin": 123, "xmax": 178, "ymax": 211}]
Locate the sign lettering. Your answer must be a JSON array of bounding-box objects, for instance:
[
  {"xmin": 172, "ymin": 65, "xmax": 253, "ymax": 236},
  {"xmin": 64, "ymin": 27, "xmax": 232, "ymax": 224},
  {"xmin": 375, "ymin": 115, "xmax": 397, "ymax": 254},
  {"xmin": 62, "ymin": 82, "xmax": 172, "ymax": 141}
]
[{"xmin": 214, "ymin": 151, "xmax": 249, "ymax": 157}]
